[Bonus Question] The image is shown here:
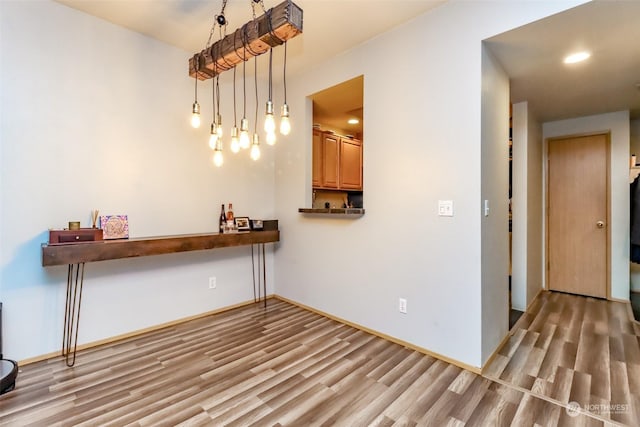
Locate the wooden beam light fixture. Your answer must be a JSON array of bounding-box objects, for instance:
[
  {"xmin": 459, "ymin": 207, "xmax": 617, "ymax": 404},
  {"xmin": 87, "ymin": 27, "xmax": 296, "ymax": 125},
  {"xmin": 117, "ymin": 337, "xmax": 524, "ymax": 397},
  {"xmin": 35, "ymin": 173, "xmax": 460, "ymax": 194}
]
[
  {"xmin": 188, "ymin": 0, "xmax": 303, "ymax": 167},
  {"xmin": 188, "ymin": 0, "xmax": 303, "ymax": 80}
]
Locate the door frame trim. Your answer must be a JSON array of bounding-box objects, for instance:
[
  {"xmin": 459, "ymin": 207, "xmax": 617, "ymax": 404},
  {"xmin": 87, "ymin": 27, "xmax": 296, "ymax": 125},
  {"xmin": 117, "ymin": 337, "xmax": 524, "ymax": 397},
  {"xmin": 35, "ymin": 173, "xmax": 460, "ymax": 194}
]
[{"xmin": 544, "ymin": 131, "xmax": 611, "ymax": 299}]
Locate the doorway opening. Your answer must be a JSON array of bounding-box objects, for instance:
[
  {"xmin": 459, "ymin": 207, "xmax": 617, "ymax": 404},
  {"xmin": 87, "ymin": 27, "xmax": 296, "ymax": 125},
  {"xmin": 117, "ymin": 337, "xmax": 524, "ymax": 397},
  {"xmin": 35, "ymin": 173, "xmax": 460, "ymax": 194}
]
[
  {"xmin": 309, "ymin": 76, "xmax": 364, "ymax": 209},
  {"xmin": 508, "ymin": 105, "xmax": 523, "ymax": 329},
  {"xmin": 546, "ymin": 133, "xmax": 610, "ymax": 299}
]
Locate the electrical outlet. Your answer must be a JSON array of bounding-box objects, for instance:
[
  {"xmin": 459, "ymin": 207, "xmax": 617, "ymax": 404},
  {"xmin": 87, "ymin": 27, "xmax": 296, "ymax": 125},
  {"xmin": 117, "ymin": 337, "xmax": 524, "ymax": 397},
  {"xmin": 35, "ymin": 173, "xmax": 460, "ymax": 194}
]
[
  {"xmin": 438, "ymin": 200, "xmax": 454, "ymax": 217},
  {"xmin": 209, "ymin": 276, "xmax": 217, "ymax": 289},
  {"xmin": 399, "ymin": 298, "xmax": 407, "ymax": 314}
]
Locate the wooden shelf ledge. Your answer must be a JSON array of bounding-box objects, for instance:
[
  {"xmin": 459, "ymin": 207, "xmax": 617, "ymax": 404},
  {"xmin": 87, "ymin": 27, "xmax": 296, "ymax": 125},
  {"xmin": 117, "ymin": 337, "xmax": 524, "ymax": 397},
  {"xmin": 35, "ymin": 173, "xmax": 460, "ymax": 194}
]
[
  {"xmin": 298, "ymin": 208, "xmax": 365, "ymax": 217},
  {"xmin": 42, "ymin": 230, "xmax": 279, "ymax": 266}
]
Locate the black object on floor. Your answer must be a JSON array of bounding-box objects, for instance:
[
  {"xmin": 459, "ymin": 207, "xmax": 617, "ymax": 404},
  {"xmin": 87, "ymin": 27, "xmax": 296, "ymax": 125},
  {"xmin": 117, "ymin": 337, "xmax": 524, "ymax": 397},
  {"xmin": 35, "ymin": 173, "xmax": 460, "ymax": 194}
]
[
  {"xmin": 632, "ymin": 292, "xmax": 640, "ymax": 322},
  {"xmin": 0, "ymin": 302, "xmax": 18, "ymax": 395},
  {"xmin": 509, "ymin": 309, "xmax": 524, "ymax": 329},
  {"xmin": 1, "ymin": 360, "xmax": 18, "ymax": 394}
]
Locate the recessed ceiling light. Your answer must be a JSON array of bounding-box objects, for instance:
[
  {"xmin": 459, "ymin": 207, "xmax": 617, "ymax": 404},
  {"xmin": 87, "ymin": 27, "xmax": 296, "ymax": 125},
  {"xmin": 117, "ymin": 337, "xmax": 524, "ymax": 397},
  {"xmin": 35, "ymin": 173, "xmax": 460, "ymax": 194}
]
[
  {"xmin": 347, "ymin": 118, "xmax": 359, "ymax": 125},
  {"xmin": 563, "ymin": 51, "xmax": 591, "ymax": 64}
]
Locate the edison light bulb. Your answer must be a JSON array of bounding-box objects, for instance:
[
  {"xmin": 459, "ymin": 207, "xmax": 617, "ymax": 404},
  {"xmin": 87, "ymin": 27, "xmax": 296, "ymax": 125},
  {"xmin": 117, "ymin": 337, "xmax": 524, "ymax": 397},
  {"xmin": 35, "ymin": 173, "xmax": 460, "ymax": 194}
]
[
  {"xmin": 208, "ymin": 124, "xmax": 218, "ymax": 149},
  {"xmin": 230, "ymin": 126, "xmax": 240, "ymax": 153},
  {"xmin": 213, "ymin": 150, "xmax": 224, "ymax": 167},
  {"xmin": 280, "ymin": 104, "xmax": 290, "ymax": 135},
  {"xmin": 264, "ymin": 113, "xmax": 276, "ymax": 133},
  {"xmin": 280, "ymin": 116, "xmax": 291, "ymax": 135},
  {"xmin": 264, "ymin": 101, "xmax": 276, "ymax": 133},
  {"xmin": 191, "ymin": 113, "xmax": 201, "ymax": 129},
  {"xmin": 266, "ymin": 131, "xmax": 276, "ymax": 146},
  {"xmin": 240, "ymin": 130, "xmax": 250, "ymax": 149},
  {"xmin": 191, "ymin": 102, "xmax": 201, "ymax": 128},
  {"xmin": 250, "ymin": 134, "xmax": 261, "ymax": 161},
  {"xmin": 239, "ymin": 118, "xmax": 250, "ymax": 149}
]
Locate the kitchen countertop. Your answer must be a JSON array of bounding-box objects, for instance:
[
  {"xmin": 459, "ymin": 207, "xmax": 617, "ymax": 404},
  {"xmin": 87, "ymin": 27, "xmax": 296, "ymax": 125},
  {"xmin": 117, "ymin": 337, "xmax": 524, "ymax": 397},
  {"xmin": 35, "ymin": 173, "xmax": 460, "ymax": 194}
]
[{"xmin": 298, "ymin": 208, "xmax": 365, "ymax": 216}]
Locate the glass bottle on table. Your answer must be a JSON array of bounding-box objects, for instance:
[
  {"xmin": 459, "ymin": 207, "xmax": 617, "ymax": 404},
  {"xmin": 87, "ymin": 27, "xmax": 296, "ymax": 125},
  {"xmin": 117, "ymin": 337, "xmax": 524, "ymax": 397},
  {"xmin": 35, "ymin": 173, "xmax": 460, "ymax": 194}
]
[
  {"xmin": 226, "ymin": 203, "xmax": 235, "ymax": 231},
  {"xmin": 219, "ymin": 204, "xmax": 226, "ymax": 233}
]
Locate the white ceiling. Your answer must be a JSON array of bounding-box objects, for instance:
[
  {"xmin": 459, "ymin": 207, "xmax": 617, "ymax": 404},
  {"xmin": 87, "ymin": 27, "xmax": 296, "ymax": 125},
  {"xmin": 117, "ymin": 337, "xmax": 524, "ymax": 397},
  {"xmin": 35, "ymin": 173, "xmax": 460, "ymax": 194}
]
[
  {"xmin": 486, "ymin": 0, "xmax": 640, "ymax": 121},
  {"xmin": 54, "ymin": 0, "xmax": 446, "ymax": 78},
  {"xmin": 54, "ymin": 0, "xmax": 640, "ymax": 123}
]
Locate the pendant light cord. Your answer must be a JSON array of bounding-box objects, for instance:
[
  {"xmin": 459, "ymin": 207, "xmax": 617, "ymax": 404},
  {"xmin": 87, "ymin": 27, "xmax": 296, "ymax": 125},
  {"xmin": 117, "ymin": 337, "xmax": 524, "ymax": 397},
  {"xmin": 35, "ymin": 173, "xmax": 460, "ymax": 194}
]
[
  {"xmin": 283, "ymin": 41, "xmax": 287, "ymax": 103},
  {"xmin": 211, "ymin": 64, "xmax": 216, "ymax": 120},
  {"xmin": 194, "ymin": 57, "xmax": 199, "ymax": 102},
  {"xmin": 268, "ymin": 48, "xmax": 273, "ymax": 100},
  {"xmin": 216, "ymin": 74, "xmax": 221, "ymax": 114},
  {"xmin": 233, "ymin": 67, "xmax": 237, "ymax": 125},
  {"xmin": 243, "ymin": 48, "xmax": 247, "ymax": 118},
  {"xmin": 254, "ymin": 54, "xmax": 258, "ymax": 133}
]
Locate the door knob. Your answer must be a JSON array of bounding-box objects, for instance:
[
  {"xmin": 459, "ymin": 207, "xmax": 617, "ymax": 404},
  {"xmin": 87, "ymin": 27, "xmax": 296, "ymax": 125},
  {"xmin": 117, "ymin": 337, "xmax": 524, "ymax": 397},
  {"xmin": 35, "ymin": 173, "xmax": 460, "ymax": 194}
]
[{"xmin": 596, "ymin": 220, "xmax": 605, "ymax": 228}]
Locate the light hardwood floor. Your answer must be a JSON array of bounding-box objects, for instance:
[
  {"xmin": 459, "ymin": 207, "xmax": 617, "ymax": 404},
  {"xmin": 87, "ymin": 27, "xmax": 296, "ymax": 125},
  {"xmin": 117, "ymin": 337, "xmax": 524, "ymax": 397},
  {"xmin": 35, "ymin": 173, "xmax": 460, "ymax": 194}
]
[
  {"xmin": 0, "ymin": 295, "xmax": 635, "ymax": 426},
  {"xmin": 485, "ymin": 291, "xmax": 640, "ymax": 426}
]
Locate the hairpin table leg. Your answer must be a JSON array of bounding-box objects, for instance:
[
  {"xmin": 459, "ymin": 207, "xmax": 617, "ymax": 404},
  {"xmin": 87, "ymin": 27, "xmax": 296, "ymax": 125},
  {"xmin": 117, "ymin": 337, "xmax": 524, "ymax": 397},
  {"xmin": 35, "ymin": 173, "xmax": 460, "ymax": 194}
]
[
  {"xmin": 62, "ymin": 263, "xmax": 84, "ymax": 367},
  {"xmin": 251, "ymin": 246, "xmax": 257, "ymax": 303},
  {"xmin": 262, "ymin": 243, "xmax": 267, "ymax": 309},
  {"xmin": 251, "ymin": 244, "xmax": 268, "ymax": 309}
]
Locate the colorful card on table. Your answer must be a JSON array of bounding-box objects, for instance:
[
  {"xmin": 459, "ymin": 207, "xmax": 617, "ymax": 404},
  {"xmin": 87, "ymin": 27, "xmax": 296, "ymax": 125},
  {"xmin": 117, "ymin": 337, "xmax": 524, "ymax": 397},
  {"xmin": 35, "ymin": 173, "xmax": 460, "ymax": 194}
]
[{"xmin": 100, "ymin": 215, "xmax": 129, "ymax": 239}]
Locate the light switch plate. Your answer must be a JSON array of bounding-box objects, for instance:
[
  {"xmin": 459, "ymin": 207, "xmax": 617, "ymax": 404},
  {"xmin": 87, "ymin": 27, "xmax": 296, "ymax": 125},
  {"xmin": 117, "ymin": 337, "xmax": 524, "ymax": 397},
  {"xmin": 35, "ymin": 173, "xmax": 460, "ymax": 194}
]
[{"xmin": 438, "ymin": 200, "xmax": 454, "ymax": 217}]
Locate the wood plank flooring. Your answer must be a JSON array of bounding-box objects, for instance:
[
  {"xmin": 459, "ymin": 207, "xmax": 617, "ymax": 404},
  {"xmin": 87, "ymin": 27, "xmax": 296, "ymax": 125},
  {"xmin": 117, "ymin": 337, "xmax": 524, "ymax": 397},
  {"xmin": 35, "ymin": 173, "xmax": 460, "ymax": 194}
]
[
  {"xmin": 0, "ymin": 295, "xmax": 633, "ymax": 426},
  {"xmin": 485, "ymin": 291, "xmax": 640, "ymax": 426}
]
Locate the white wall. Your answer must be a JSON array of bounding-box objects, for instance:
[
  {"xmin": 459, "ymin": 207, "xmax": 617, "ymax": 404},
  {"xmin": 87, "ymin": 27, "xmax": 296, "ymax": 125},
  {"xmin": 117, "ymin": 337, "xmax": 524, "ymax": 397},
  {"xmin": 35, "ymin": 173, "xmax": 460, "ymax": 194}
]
[
  {"xmin": 512, "ymin": 104, "xmax": 527, "ymax": 311},
  {"xmin": 631, "ymin": 119, "xmax": 640, "ymax": 292},
  {"xmin": 526, "ymin": 106, "xmax": 544, "ymax": 307},
  {"xmin": 480, "ymin": 46, "xmax": 510, "ymax": 363},
  {"xmin": 511, "ymin": 102, "xmax": 543, "ymax": 311},
  {"xmin": 0, "ymin": 1, "xmax": 276, "ymax": 361},
  {"xmin": 543, "ymin": 111, "xmax": 630, "ymax": 300},
  {"xmin": 273, "ymin": 1, "xmax": 585, "ymax": 368}
]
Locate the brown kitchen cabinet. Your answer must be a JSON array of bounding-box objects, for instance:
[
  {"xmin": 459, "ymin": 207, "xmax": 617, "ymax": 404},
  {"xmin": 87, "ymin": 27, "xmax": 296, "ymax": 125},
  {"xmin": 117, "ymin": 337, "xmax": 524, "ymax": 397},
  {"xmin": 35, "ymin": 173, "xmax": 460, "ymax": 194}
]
[
  {"xmin": 322, "ymin": 133, "xmax": 340, "ymax": 188},
  {"xmin": 312, "ymin": 130, "xmax": 323, "ymax": 187},
  {"xmin": 313, "ymin": 130, "xmax": 362, "ymax": 191},
  {"xmin": 339, "ymin": 137, "xmax": 362, "ymax": 190}
]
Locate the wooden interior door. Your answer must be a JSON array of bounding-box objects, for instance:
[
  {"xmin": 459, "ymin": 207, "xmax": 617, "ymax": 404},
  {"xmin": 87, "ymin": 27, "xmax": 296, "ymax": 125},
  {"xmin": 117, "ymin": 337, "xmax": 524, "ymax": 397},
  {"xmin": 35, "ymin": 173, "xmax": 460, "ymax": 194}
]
[{"xmin": 547, "ymin": 133, "xmax": 608, "ymax": 298}]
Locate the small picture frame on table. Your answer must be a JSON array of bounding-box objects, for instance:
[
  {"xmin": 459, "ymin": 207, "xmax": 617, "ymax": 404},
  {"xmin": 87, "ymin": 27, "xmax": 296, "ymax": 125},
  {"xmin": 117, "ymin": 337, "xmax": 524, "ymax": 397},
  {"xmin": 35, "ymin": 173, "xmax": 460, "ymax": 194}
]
[
  {"xmin": 100, "ymin": 214, "xmax": 129, "ymax": 239},
  {"xmin": 235, "ymin": 216, "xmax": 251, "ymax": 231},
  {"xmin": 250, "ymin": 219, "xmax": 263, "ymax": 230}
]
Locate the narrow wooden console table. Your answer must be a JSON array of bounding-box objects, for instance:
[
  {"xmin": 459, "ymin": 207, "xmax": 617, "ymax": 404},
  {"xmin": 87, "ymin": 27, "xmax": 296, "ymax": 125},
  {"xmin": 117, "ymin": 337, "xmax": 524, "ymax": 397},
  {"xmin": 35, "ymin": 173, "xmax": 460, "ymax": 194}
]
[{"xmin": 41, "ymin": 230, "xmax": 280, "ymax": 366}]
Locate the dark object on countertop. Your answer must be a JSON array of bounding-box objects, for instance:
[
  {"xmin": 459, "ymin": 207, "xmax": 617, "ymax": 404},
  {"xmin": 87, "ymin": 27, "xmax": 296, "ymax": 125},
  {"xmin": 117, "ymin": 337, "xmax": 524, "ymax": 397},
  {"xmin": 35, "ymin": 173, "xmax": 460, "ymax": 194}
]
[
  {"xmin": 49, "ymin": 228, "xmax": 103, "ymax": 245},
  {"xmin": 348, "ymin": 193, "xmax": 363, "ymax": 208},
  {"xmin": 261, "ymin": 220, "xmax": 279, "ymax": 231}
]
